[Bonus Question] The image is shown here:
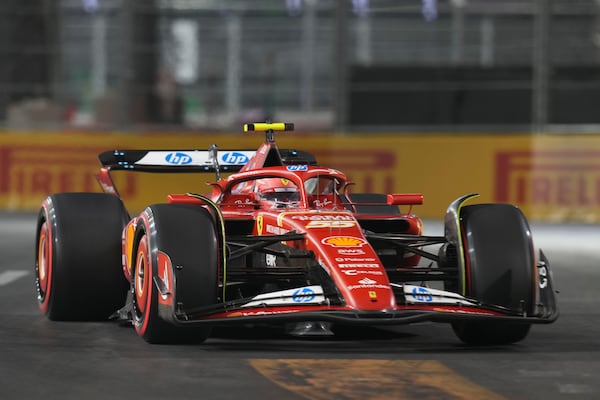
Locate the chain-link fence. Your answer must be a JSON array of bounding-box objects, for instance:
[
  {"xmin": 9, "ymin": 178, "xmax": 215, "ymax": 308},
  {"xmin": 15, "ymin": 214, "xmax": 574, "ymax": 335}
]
[{"xmin": 1, "ymin": 0, "xmax": 599, "ymax": 132}]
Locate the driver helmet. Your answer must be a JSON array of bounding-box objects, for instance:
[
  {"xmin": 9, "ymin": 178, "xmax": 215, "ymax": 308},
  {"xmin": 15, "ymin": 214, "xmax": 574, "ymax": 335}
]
[{"xmin": 255, "ymin": 177, "xmax": 300, "ymax": 205}]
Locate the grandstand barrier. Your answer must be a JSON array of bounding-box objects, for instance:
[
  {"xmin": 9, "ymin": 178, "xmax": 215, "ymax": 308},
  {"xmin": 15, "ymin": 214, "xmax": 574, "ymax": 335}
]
[{"xmin": 0, "ymin": 130, "xmax": 599, "ymax": 222}]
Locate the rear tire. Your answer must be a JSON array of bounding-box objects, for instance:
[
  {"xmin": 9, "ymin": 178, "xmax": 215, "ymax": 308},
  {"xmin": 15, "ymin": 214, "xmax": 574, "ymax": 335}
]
[
  {"xmin": 451, "ymin": 204, "xmax": 535, "ymax": 345},
  {"xmin": 132, "ymin": 204, "xmax": 219, "ymax": 344},
  {"xmin": 35, "ymin": 193, "xmax": 129, "ymax": 321}
]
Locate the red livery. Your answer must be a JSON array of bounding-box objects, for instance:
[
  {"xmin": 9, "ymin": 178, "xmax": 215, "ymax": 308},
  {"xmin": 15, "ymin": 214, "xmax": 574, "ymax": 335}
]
[{"xmin": 35, "ymin": 122, "xmax": 558, "ymax": 345}]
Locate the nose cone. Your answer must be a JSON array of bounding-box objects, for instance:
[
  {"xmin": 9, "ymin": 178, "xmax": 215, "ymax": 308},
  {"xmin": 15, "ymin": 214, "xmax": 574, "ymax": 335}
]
[{"xmin": 314, "ymin": 234, "xmax": 395, "ymax": 311}]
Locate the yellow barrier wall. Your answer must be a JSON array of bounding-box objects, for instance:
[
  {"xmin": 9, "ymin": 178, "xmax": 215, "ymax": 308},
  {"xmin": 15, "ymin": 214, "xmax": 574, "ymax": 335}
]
[{"xmin": 0, "ymin": 131, "xmax": 598, "ymax": 222}]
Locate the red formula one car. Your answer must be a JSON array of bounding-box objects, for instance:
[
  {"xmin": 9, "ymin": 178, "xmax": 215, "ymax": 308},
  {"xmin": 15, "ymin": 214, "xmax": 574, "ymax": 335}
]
[{"xmin": 35, "ymin": 123, "xmax": 558, "ymax": 345}]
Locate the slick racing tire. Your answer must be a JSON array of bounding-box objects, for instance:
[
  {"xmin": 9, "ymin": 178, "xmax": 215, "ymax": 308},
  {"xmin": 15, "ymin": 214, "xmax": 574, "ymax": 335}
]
[
  {"xmin": 35, "ymin": 193, "xmax": 129, "ymax": 321},
  {"xmin": 132, "ymin": 204, "xmax": 219, "ymax": 344},
  {"xmin": 451, "ymin": 204, "xmax": 535, "ymax": 346}
]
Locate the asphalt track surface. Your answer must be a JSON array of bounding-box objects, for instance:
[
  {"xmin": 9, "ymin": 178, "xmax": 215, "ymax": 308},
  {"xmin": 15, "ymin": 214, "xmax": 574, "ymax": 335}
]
[{"xmin": 1, "ymin": 212, "xmax": 599, "ymax": 400}]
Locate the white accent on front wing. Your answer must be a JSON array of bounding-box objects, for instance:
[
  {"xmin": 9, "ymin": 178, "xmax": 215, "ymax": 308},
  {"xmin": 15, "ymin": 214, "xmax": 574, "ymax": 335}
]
[
  {"xmin": 402, "ymin": 284, "xmax": 477, "ymax": 306},
  {"xmin": 242, "ymin": 285, "xmax": 325, "ymax": 308}
]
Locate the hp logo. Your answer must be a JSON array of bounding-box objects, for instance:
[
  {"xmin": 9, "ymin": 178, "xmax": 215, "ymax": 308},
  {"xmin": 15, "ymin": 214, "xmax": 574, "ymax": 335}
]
[
  {"xmin": 165, "ymin": 152, "xmax": 192, "ymax": 165},
  {"xmin": 292, "ymin": 287, "xmax": 316, "ymax": 303},
  {"xmin": 221, "ymin": 152, "xmax": 249, "ymax": 165},
  {"xmin": 286, "ymin": 165, "xmax": 308, "ymax": 171},
  {"xmin": 411, "ymin": 287, "xmax": 433, "ymax": 302}
]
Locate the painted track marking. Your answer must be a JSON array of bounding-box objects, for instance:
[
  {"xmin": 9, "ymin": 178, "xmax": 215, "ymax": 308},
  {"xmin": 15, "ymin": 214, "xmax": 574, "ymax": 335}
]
[
  {"xmin": 250, "ymin": 359, "xmax": 508, "ymax": 400},
  {"xmin": 0, "ymin": 270, "xmax": 29, "ymax": 286}
]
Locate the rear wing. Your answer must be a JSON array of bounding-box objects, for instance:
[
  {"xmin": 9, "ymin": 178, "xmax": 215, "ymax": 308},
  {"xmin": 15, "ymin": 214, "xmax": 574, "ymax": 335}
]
[
  {"xmin": 96, "ymin": 122, "xmax": 308, "ymax": 197},
  {"xmin": 96, "ymin": 148, "xmax": 255, "ymax": 197},
  {"xmin": 98, "ymin": 149, "xmax": 255, "ymax": 173},
  {"xmin": 99, "ymin": 122, "xmax": 297, "ymax": 172}
]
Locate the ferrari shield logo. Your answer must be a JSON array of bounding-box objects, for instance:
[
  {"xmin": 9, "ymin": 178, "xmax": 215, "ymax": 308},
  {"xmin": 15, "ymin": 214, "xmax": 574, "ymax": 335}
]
[{"xmin": 257, "ymin": 215, "xmax": 263, "ymax": 235}]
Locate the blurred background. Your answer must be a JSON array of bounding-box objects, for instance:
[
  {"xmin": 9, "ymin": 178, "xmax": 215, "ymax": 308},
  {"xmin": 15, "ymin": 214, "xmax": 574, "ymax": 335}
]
[
  {"xmin": 1, "ymin": 0, "xmax": 600, "ymax": 221},
  {"xmin": 3, "ymin": 0, "xmax": 600, "ymax": 132}
]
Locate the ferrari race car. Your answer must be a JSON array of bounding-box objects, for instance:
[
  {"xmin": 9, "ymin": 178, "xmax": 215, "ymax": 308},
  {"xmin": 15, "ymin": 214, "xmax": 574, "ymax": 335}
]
[{"xmin": 35, "ymin": 122, "xmax": 558, "ymax": 345}]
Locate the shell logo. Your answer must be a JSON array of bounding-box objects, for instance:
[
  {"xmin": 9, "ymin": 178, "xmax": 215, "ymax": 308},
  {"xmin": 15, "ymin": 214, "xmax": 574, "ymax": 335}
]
[{"xmin": 321, "ymin": 236, "xmax": 367, "ymax": 247}]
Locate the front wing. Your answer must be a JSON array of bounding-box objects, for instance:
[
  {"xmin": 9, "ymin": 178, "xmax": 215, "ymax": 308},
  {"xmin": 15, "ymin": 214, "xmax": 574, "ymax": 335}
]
[
  {"xmin": 167, "ymin": 277, "xmax": 559, "ymax": 328},
  {"xmin": 148, "ymin": 230, "xmax": 558, "ymax": 330}
]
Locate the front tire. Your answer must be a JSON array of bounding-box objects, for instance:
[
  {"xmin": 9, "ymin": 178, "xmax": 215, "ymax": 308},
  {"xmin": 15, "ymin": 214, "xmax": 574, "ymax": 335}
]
[
  {"xmin": 132, "ymin": 204, "xmax": 219, "ymax": 344},
  {"xmin": 451, "ymin": 204, "xmax": 535, "ymax": 345},
  {"xmin": 35, "ymin": 193, "xmax": 129, "ymax": 321}
]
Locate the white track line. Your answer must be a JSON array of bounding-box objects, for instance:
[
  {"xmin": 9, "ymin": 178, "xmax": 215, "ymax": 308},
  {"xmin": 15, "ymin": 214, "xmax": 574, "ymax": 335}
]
[{"xmin": 0, "ymin": 270, "xmax": 29, "ymax": 286}]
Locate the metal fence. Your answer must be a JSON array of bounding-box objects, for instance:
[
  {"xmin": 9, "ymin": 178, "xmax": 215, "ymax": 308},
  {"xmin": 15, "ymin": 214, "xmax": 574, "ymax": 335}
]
[{"xmin": 1, "ymin": 0, "xmax": 599, "ymax": 132}]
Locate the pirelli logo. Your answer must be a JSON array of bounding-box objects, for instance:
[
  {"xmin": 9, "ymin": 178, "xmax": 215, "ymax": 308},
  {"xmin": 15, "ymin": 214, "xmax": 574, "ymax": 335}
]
[
  {"xmin": 0, "ymin": 145, "xmax": 136, "ymax": 206},
  {"xmin": 495, "ymin": 150, "xmax": 600, "ymax": 207}
]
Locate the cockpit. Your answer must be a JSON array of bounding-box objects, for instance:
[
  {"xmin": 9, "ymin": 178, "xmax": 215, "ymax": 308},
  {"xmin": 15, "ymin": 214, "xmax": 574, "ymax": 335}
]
[
  {"xmin": 304, "ymin": 175, "xmax": 338, "ymax": 196},
  {"xmin": 224, "ymin": 167, "xmax": 346, "ymax": 210}
]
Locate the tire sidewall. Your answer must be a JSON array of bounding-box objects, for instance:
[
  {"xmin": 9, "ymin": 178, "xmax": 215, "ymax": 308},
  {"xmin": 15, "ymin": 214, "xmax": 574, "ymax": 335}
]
[{"xmin": 35, "ymin": 204, "xmax": 54, "ymax": 315}]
